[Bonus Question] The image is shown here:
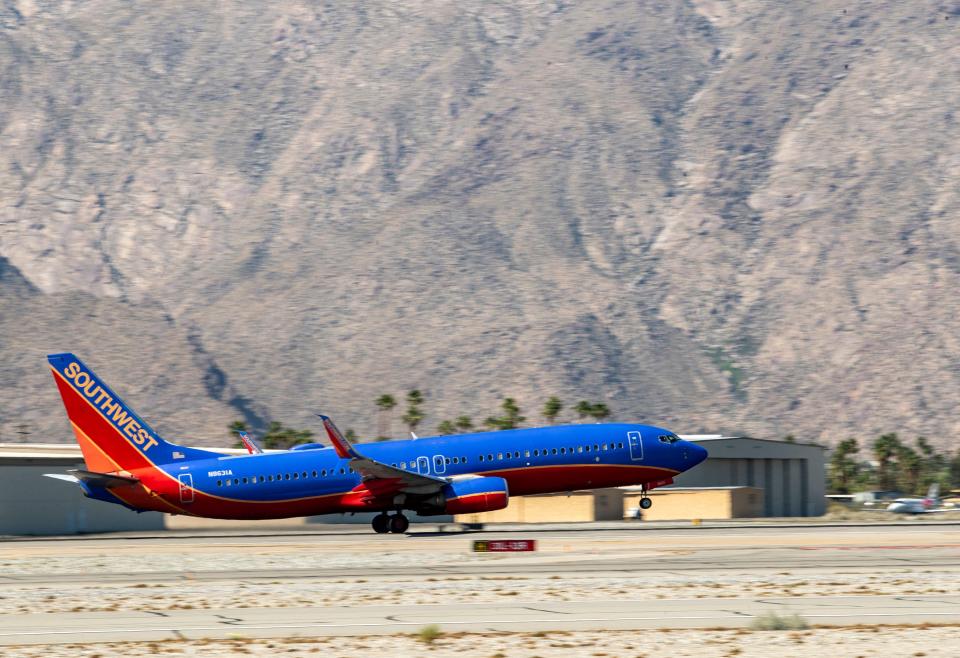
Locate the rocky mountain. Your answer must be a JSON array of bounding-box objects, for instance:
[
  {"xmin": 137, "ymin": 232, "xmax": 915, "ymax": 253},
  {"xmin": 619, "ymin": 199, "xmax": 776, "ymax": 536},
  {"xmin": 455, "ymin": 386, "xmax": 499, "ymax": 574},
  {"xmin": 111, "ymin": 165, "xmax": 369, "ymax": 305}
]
[{"xmin": 2, "ymin": 1, "xmax": 959, "ymax": 449}]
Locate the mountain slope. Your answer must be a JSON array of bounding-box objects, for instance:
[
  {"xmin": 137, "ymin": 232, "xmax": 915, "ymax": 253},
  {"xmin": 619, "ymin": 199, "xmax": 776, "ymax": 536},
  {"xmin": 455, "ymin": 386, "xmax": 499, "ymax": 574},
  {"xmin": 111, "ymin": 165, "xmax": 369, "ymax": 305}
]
[{"xmin": 1, "ymin": 1, "xmax": 959, "ymax": 447}]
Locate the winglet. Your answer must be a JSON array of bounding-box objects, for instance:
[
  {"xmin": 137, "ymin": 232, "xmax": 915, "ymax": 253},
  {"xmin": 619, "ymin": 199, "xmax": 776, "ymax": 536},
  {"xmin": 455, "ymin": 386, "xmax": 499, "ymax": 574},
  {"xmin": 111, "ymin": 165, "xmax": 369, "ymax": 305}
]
[
  {"xmin": 318, "ymin": 414, "xmax": 359, "ymax": 459},
  {"xmin": 237, "ymin": 431, "xmax": 264, "ymax": 455}
]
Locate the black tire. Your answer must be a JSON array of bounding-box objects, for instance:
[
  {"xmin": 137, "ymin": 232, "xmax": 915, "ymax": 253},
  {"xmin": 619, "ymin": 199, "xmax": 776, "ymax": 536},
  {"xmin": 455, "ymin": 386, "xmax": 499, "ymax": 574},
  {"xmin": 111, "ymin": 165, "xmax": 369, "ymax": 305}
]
[
  {"xmin": 639, "ymin": 497, "xmax": 652, "ymax": 510},
  {"xmin": 372, "ymin": 513, "xmax": 390, "ymax": 534},
  {"xmin": 389, "ymin": 514, "xmax": 410, "ymax": 534}
]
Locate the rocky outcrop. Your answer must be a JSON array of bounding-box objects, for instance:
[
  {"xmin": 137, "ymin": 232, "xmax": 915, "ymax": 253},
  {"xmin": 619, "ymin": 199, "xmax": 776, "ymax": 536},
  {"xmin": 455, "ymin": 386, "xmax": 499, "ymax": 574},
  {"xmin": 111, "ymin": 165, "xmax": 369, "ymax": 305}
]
[{"xmin": 2, "ymin": 1, "xmax": 958, "ymax": 447}]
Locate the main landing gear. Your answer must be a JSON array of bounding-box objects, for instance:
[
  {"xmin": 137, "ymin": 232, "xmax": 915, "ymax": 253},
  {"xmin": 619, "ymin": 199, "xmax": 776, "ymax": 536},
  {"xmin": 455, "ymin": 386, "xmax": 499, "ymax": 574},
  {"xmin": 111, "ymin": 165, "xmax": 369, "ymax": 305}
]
[{"xmin": 372, "ymin": 512, "xmax": 410, "ymax": 534}]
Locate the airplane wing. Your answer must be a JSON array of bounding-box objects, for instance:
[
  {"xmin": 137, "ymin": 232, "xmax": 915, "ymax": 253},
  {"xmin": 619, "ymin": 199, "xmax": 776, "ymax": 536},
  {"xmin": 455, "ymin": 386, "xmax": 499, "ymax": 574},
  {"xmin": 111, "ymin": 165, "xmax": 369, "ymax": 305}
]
[{"xmin": 318, "ymin": 414, "xmax": 447, "ymax": 495}]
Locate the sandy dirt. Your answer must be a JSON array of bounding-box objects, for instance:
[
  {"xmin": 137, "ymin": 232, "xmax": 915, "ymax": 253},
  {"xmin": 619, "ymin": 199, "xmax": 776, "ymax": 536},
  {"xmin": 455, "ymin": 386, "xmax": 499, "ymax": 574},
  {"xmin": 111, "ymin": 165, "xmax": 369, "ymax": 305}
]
[{"xmin": 3, "ymin": 625, "xmax": 958, "ymax": 657}]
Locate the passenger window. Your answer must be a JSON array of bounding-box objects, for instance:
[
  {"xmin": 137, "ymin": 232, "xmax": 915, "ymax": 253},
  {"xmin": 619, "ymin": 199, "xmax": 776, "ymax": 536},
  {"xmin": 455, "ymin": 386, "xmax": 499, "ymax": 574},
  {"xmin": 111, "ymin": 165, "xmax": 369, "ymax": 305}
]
[
  {"xmin": 401, "ymin": 462, "xmax": 407, "ymax": 469},
  {"xmin": 445, "ymin": 457, "xmax": 451, "ymax": 465},
  {"xmin": 479, "ymin": 455, "xmax": 484, "ymax": 462},
  {"xmin": 462, "ymin": 457, "xmax": 467, "ymax": 463},
  {"xmin": 293, "ymin": 472, "xmax": 299, "ymax": 479},
  {"xmin": 594, "ymin": 444, "xmax": 600, "ymax": 451},
  {"xmin": 497, "ymin": 453, "xmax": 503, "ymax": 460},
  {"xmin": 233, "ymin": 479, "xmax": 239, "ymax": 485},
  {"xmin": 514, "ymin": 451, "xmax": 520, "ymax": 458},
  {"xmin": 552, "ymin": 448, "xmax": 558, "ymax": 455},
  {"xmin": 321, "ymin": 470, "xmax": 326, "ymax": 477},
  {"xmin": 618, "ymin": 442, "xmax": 624, "ymax": 449},
  {"xmin": 585, "ymin": 445, "xmax": 590, "ymax": 453},
  {"xmin": 525, "ymin": 450, "xmax": 531, "ymax": 458},
  {"xmin": 578, "ymin": 446, "xmax": 584, "ymax": 453},
  {"xmin": 340, "ymin": 468, "xmax": 346, "ymax": 474},
  {"xmin": 602, "ymin": 444, "xmax": 608, "ymax": 451},
  {"xmin": 225, "ymin": 479, "xmax": 232, "ymax": 487},
  {"xmin": 312, "ymin": 471, "xmax": 317, "ymax": 478},
  {"xmin": 217, "ymin": 480, "xmax": 222, "ymax": 487},
  {"xmin": 488, "ymin": 454, "xmax": 494, "ymax": 461},
  {"xmin": 284, "ymin": 474, "xmax": 290, "ymax": 480}
]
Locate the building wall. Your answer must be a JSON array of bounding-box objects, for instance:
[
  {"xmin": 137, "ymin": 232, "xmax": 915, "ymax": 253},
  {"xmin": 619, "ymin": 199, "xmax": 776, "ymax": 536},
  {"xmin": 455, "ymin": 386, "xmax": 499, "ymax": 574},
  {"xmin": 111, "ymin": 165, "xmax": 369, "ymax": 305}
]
[
  {"xmin": 455, "ymin": 488, "xmax": 624, "ymax": 524},
  {"xmin": 679, "ymin": 438, "xmax": 826, "ymax": 516},
  {"xmin": 0, "ymin": 463, "xmax": 163, "ymax": 535},
  {"xmin": 624, "ymin": 487, "xmax": 764, "ymax": 521}
]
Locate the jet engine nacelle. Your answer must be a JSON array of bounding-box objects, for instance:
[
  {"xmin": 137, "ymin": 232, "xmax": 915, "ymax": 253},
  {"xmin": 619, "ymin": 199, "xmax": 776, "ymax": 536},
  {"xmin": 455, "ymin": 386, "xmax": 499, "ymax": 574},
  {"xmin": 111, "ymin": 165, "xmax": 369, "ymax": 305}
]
[{"xmin": 415, "ymin": 476, "xmax": 509, "ymax": 516}]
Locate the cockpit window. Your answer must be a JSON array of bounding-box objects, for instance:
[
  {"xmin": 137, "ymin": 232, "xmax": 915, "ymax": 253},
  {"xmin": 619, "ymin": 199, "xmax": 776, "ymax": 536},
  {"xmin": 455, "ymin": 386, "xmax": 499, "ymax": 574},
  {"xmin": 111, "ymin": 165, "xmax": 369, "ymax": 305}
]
[{"xmin": 658, "ymin": 434, "xmax": 681, "ymax": 444}]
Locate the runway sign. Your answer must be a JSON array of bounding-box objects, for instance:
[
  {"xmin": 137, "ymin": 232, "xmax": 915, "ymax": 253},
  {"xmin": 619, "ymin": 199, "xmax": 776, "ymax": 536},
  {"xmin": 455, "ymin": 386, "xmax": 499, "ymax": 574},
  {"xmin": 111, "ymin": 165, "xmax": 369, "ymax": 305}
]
[{"xmin": 473, "ymin": 539, "xmax": 536, "ymax": 552}]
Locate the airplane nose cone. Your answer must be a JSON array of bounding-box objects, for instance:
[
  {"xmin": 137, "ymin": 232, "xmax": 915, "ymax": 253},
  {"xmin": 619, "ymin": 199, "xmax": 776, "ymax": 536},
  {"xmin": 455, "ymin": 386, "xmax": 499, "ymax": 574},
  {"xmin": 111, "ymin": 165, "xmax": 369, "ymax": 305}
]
[{"xmin": 683, "ymin": 441, "xmax": 708, "ymax": 467}]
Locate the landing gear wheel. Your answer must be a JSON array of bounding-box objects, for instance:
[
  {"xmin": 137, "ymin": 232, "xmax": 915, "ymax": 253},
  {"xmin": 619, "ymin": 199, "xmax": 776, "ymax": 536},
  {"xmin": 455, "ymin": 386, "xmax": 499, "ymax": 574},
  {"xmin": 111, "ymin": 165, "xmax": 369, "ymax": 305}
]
[
  {"xmin": 372, "ymin": 513, "xmax": 390, "ymax": 534},
  {"xmin": 389, "ymin": 513, "xmax": 410, "ymax": 534},
  {"xmin": 639, "ymin": 497, "xmax": 653, "ymax": 510}
]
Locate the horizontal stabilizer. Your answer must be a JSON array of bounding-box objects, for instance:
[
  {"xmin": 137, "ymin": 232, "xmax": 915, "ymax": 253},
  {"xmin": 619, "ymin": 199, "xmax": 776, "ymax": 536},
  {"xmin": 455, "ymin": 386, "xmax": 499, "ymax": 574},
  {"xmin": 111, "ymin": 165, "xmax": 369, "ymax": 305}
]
[
  {"xmin": 68, "ymin": 469, "xmax": 140, "ymax": 489},
  {"xmin": 43, "ymin": 473, "xmax": 80, "ymax": 484}
]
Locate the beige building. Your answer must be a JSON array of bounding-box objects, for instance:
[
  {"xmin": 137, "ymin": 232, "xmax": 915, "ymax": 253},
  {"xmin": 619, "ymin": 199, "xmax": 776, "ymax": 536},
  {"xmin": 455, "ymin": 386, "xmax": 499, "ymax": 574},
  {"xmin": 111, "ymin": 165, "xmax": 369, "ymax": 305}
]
[
  {"xmin": 623, "ymin": 486, "xmax": 764, "ymax": 521},
  {"xmin": 455, "ymin": 488, "xmax": 624, "ymax": 524}
]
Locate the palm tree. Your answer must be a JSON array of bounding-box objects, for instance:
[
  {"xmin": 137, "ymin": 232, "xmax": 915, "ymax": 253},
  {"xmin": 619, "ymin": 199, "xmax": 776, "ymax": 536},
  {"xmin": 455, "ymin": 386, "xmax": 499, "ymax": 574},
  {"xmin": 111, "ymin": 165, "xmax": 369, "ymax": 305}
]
[
  {"xmin": 228, "ymin": 420, "xmax": 249, "ymax": 435},
  {"xmin": 375, "ymin": 394, "xmax": 397, "ymax": 438},
  {"xmin": 873, "ymin": 433, "xmax": 902, "ymax": 491},
  {"xmin": 896, "ymin": 444, "xmax": 922, "ymax": 495},
  {"xmin": 486, "ymin": 398, "xmax": 525, "ymax": 430},
  {"xmin": 574, "ymin": 400, "xmax": 593, "ymax": 420},
  {"xmin": 402, "ymin": 390, "xmax": 425, "ymax": 434},
  {"xmin": 437, "ymin": 420, "xmax": 456, "ymax": 435},
  {"xmin": 228, "ymin": 420, "xmax": 250, "ymax": 449},
  {"xmin": 828, "ymin": 438, "xmax": 860, "ymax": 494},
  {"xmin": 543, "ymin": 397, "xmax": 563, "ymax": 424},
  {"xmin": 589, "ymin": 403, "xmax": 610, "ymax": 422},
  {"xmin": 261, "ymin": 421, "xmax": 314, "ymax": 450}
]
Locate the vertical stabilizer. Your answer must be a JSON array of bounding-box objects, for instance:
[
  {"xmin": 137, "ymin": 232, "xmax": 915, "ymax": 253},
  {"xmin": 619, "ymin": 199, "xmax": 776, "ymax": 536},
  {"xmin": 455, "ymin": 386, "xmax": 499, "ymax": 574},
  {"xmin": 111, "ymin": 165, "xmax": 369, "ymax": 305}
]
[{"xmin": 47, "ymin": 353, "xmax": 217, "ymax": 472}]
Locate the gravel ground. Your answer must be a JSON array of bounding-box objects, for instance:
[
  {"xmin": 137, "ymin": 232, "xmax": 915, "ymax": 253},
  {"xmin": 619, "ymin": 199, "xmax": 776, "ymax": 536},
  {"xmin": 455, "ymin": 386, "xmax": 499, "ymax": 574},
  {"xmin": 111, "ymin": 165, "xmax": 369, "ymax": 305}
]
[
  {"xmin": 2, "ymin": 570, "xmax": 958, "ymax": 615},
  {"xmin": 3, "ymin": 625, "xmax": 958, "ymax": 657}
]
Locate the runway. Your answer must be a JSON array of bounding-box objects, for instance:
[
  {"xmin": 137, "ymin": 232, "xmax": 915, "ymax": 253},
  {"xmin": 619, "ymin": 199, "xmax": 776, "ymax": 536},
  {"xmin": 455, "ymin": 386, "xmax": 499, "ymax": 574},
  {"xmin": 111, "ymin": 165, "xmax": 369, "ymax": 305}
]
[
  {"xmin": 1, "ymin": 523, "xmax": 958, "ymax": 645},
  {"xmin": 3, "ymin": 595, "xmax": 960, "ymax": 645}
]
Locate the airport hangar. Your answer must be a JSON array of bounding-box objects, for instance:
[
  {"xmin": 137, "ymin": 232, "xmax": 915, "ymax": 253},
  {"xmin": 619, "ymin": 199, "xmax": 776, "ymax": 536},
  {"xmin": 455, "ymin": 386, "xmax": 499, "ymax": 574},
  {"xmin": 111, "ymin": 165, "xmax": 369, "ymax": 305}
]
[{"xmin": 0, "ymin": 436, "xmax": 825, "ymax": 535}]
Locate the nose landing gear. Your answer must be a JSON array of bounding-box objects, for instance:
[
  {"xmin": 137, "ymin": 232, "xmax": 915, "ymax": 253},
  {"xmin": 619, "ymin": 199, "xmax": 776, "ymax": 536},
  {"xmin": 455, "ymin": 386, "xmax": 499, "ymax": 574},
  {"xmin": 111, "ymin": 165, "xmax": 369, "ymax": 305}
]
[
  {"xmin": 639, "ymin": 484, "xmax": 653, "ymax": 510},
  {"xmin": 371, "ymin": 512, "xmax": 410, "ymax": 534}
]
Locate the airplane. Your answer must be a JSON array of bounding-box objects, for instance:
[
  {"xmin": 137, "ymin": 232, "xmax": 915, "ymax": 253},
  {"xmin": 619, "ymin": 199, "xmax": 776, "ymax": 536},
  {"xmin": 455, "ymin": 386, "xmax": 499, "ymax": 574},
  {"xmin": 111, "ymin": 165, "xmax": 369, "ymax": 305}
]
[
  {"xmin": 885, "ymin": 483, "xmax": 957, "ymax": 514},
  {"xmin": 43, "ymin": 353, "xmax": 708, "ymax": 534}
]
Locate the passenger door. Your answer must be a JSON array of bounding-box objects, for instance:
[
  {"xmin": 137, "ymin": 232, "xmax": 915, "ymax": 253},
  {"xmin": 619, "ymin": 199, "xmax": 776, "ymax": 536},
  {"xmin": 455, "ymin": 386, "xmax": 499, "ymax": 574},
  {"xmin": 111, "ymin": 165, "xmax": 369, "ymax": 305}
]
[
  {"xmin": 177, "ymin": 473, "xmax": 194, "ymax": 503},
  {"xmin": 627, "ymin": 431, "xmax": 644, "ymax": 461}
]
